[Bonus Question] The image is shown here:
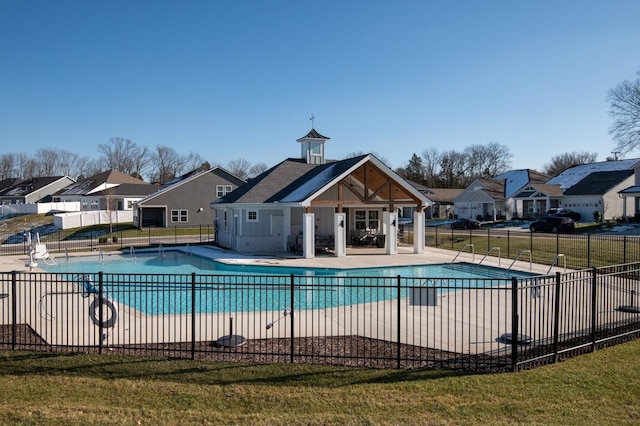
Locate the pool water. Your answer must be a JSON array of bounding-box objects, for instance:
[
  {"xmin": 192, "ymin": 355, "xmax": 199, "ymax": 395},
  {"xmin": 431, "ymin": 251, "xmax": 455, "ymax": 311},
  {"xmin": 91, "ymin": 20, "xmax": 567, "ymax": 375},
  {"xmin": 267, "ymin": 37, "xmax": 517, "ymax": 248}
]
[
  {"xmin": 41, "ymin": 251, "xmax": 533, "ymax": 315},
  {"xmin": 43, "ymin": 251, "xmax": 532, "ymax": 279}
]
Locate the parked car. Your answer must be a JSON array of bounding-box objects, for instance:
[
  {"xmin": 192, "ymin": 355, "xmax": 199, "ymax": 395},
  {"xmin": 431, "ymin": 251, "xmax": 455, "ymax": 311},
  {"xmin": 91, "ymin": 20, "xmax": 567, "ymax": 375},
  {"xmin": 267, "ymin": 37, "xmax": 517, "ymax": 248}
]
[
  {"xmin": 529, "ymin": 216, "xmax": 575, "ymax": 233},
  {"xmin": 451, "ymin": 218, "xmax": 481, "ymax": 230},
  {"xmin": 546, "ymin": 208, "xmax": 581, "ymax": 221}
]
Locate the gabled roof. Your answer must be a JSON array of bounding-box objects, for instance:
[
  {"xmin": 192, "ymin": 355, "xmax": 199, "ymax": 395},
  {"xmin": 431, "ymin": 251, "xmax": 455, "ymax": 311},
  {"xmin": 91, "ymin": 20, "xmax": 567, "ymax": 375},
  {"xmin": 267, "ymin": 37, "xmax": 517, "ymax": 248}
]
[
  {"xmin": 137, "ymin": 166, "xmax": 245, "ymax": 205},
  {"xmin": 493, "ymin": 169, "xmax": 550, "ymax": 198},
  {"xmin": 91, "ymin": 183, "xmax": 159, "ymax": 197},
  {"xmin": 563, "ymin": 170, "xmax": 634, "ymax": 196},
  {"xmin": 422, "ymin": 188, "xmax": 463, "ymax": 204},
  {"xmin": 213, "ymin": 154, "xmax": 429, "ymax": 207},
  {"xmin": 455, "ymin": 178, "xmax": 506, "ymax": 203},
  {"xmin": 57, "ymin": 169, "xmax": 144, "ymax": 196},
  {"xmin": 513, "ymin": 183, "xmax": 563, "ymax": 198},
  {"xmin": 0, "ymin": 176, "xmax": 72, "ymax": 197},
  {"xmin": 547, "ymin": 159, "xmax": 640, "ymax": 191},
  {"xmin": 0, "ymin": 178, "xmax": 23, "ymax": 192},
  {"xmin": 214, "ymin": 158, "xmax": 318, "ymax": 204}
]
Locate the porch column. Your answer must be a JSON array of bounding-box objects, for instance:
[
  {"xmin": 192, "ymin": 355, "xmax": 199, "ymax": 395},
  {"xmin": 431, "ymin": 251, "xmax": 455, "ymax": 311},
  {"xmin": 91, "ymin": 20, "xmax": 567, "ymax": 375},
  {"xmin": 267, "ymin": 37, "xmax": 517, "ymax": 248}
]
[
  {"xmin": 334, "ymin": 212, "xmax": 346, "ymax": 257},
  {"xmin": 413, "ymin": 211, "xmax": 425, "ymax": 254},
  {"xmin": 383, "ymin": 211, "xmax": 398, "ymax": 255},
  {"xmin": 622, "ymin": 196, "xmax": 628, "ymax": 219},
  {"xmin": 545, "ymin": 197, "xmax": 551, "ymax": 212},
  {"xmin": 302, "ymin": 213, "xmax": 315, "ymax": 259}
]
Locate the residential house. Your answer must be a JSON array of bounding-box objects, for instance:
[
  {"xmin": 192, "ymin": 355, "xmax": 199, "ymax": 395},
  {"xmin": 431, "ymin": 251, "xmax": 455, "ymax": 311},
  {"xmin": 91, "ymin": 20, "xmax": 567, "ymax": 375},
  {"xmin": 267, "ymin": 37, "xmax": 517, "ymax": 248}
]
[
  {"xmin": 404, "ymin": 181, "xmax": 462, "ymax": 220},
  {"xmin": 453, "ymin": 178, "xmax": 507, "ymax": 221},
  {"xmin": 134, "ymin": 166, "xmax": 245, "ymax": 228},
  {"xmin": 546, "ymin": 159, "xmax": 640, "ymax": 221},
  {"xmin": 0, "ymin": 176, "xmax": 76, "ymax": 205},
  {"xmin": 53, "ymin": 169, "xmax": 156, "ymax": 211},
  {"xmin": 211, "ymin": 128, "xmax": 430, "ymax": 258}
]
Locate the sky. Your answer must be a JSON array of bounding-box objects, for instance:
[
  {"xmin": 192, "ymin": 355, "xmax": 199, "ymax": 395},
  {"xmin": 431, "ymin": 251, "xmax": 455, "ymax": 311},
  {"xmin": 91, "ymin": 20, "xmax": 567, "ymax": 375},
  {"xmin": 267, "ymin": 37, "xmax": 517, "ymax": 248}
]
[{"xmin": 1, "ymin": 1, "xmax": 639, "ymax": 175}]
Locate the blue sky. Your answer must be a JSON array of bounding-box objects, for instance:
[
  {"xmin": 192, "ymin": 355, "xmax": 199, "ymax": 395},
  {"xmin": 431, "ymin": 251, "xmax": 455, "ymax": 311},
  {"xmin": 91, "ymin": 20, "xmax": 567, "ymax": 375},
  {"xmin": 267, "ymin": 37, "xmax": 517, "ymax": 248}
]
[{"xmin": 1, "ymin": 1, "xmax": 639, "ymax": 174}]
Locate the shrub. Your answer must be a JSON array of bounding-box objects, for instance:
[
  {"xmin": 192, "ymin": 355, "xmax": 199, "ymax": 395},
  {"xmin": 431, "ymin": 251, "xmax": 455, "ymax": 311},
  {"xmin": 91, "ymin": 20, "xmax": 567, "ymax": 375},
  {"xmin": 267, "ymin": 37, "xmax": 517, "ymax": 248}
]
[
  {"xmin": 112, "ymin": 236, "xmax": 118, "ymax": 243},
  {"xmin": 593, "ymin": 211, "xmax": 602, "ymax": 223},
  {"xmin": 98, "ymin": 237, "xmax": 107, "ymax": 244}
]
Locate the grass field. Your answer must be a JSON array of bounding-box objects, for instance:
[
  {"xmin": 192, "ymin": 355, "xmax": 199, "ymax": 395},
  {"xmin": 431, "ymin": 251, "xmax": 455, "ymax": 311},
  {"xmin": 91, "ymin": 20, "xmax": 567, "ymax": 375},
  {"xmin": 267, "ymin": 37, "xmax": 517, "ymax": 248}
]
[{"xmin": 1, "ymin": 339, "xmax": 639, "ymax": 425}]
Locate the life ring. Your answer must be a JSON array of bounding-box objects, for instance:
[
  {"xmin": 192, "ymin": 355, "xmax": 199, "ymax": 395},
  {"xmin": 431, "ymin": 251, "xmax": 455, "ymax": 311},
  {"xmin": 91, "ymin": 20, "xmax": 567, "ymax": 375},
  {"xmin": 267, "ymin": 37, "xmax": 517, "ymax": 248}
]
[{"xmin": 89, "ymin": 297, "xmax": 119, "ymax": 328}]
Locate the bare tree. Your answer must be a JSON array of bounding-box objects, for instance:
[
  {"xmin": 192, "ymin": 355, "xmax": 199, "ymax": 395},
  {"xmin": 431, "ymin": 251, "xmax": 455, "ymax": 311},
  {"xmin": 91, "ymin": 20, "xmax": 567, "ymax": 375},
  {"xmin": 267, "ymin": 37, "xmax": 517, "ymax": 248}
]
[
  {"xmin": 464, "ymin": 143, "xmax": 513, "ymax": 179},
  {"xmin": 439, "ymin": 150, "xmax": 468, "ymax": 188},
  {"xmin": 248, "ymin": 162, "xmax": 268, "ymax": 179},
  {"xmin": 608, "ymin": 70, "xmax": 640, "ymax": 154},
  {"xmin": 0, "ymin": 153, "xmax": 16, "ymax": 179},
  {"xmin": 98, "ymin": 137, "xmax": 150, "ymax": 177},
  {"xmin": 227, "ymin": 159, "xmax": 252, "ymax": 180},
  {"xmin": 150, "ymin": 145, "xmax": 185, "ymax": 184},
  {"xmin": 421, "ymin": 148, "xmax": 442, "ymax": 187},
  {"xmin": 543, "ymin": 152, "xmax": 598, "ymax": 177},
  {"xmin": 15, "ymin": 153, "xmax": 38, "ymax": 179}
]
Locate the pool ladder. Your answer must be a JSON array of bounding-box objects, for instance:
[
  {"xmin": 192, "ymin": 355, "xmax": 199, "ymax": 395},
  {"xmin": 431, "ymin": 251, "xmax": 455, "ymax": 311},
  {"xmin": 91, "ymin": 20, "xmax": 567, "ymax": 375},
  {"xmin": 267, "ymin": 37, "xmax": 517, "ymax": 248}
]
[
  {"xmin": 546, "ymin": 254, "xmax": 566, "ymax": 275},
  {"xmin": 506, "ymin": 250, "xmax": 532, "ymax": 273},
  {"xmin": 450, "ymin": 244, "xmax": 474, "ymax": 263},
  {"xmin": 477, "ymin": 247, "xmax": 501, "ymax": 267}
]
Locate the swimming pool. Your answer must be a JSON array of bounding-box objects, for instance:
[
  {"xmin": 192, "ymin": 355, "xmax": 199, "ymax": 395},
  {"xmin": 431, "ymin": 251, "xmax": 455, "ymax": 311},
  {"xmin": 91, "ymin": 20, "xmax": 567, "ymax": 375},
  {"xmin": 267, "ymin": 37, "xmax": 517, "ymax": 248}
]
[{"xmin": 40, "ymin": 250, "xmax": 534, "ymax": 315}]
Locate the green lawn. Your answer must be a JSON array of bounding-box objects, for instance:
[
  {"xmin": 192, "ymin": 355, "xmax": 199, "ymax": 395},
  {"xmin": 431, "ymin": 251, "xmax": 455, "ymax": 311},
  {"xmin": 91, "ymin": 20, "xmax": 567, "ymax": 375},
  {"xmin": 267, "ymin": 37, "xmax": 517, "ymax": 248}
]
[{"xmin": 1, "ymin": 340, "xmax": 639, "ymax": 425}]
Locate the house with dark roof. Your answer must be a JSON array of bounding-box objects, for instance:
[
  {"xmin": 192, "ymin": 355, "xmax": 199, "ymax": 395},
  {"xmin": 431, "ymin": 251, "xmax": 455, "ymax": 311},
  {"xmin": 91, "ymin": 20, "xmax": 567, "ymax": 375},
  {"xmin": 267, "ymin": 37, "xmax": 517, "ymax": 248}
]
[
  {"xmin": 562, "ymin": 169, "xmax": 635, "ymax": 221},
  {"xmin": 211, "ymin": 128, "xmax": 430, "ymax": 258},
  {"xmin": 134, "ymin": 166, "xmax": 245, "ymax": 228},
  {"xmin": 0, "ymin": 176, "xmax": 76, "ymax": 205},
  {"xmin": 53, "ymin": 169, "xmax": 157, "ymax": 212}
]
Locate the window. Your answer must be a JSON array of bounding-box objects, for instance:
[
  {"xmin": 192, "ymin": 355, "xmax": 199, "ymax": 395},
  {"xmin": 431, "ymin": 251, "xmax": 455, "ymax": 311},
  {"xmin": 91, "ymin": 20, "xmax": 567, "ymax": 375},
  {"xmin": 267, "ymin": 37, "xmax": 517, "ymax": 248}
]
[
  {"xmin": 355, "ymin": 210, "xmax": 367, "ymax": 230},
  {"xmin": 217, "ymin": 185, "xmax": 234, "ymax": 198},
  {"xmin": 171, "ymin": 209, "xmax": 188, "ymax": 223},
  {"xmin": 90, "ymin": 200, "xmax": 99, "ymax": 210},
  {"xmin": 127, "ymin": 200, "xmax": 133, "ymax": 209},
  {"xmin": 247, "ymin": 210, "xmax": 258, "ymax": 222}
]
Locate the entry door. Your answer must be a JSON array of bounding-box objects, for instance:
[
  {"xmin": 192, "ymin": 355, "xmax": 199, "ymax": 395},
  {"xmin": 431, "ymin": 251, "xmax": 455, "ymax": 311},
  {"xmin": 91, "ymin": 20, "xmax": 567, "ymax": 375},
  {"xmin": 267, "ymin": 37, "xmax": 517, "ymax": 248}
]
[{"xmin": 272, "ymin": 215, "xmax": 284, "ymax": 250}]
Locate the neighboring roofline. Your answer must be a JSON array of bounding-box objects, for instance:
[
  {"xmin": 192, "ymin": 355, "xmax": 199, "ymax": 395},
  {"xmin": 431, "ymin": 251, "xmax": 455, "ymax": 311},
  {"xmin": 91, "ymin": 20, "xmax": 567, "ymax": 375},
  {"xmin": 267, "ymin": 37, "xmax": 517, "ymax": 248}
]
[{"xmin": 138, "ymin": 166, "xmax": 245, "ymax": 205}]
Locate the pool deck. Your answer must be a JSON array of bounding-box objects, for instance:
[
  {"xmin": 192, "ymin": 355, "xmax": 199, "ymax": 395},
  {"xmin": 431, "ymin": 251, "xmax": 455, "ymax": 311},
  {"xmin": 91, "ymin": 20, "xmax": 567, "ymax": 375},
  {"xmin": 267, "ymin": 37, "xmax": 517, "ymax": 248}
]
[
  {"xmin": 2, "ymin": 245, "xmax": 591, "ymax": 356},
  {"xmin": 0, "ymin": 243, "xmax": 562, "ymax": 275}
]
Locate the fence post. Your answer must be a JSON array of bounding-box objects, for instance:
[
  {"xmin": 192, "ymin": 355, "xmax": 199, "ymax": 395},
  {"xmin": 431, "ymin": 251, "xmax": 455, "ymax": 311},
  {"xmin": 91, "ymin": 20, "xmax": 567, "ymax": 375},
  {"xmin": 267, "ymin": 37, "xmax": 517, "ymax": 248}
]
[
  {"xmin": 511, "ymin": 277, "xmax": 519, "ymax": 372},
  {"xmin": 148, "ymin": 227, "xmax": 151, "ymax": 246},
  {"xmin": 553, "ymin": 272, "xmax": 562, "ymax": 363},
  {"xmin": 434, "ymin": 226, "xmax": 438, "ymax": 248},
  {"xmin": 191, "ymin": 272, "xmax": 196, "ymax": 360},
  {"xmin": 507, "ymin": 230, "xmax": 511, "ymax": 259},
  {"xmin": 11, "ymin": 271, "xmax": 17, "ymax": 350},
  {"xmin": 175, "ymin": 226, "xmax": 178, "ymax": 244},
  {"xmin": 98, "ymin": 271, "xmax": 104, "ymax": 355},
  {"xmin": 624, "ymin": 236, "xmax": 627, "ymax": 264},
  {"xmin": 290, "ymin": 274, "xmax": 295, "ymax": 364},
  {"xmin": 397, "ymin": 275, "xmax": 402, "ymax": 369},
  {"xmin": 590, "ymin": 267, "xmax": 597, "ymax": 353},
  {"xmin": 120, "ymin": 229, "xmax": 123, "ymax": 250},
  {"xmin": 587, "ymin": 234, "xmax": 591, "ymax": 268}
]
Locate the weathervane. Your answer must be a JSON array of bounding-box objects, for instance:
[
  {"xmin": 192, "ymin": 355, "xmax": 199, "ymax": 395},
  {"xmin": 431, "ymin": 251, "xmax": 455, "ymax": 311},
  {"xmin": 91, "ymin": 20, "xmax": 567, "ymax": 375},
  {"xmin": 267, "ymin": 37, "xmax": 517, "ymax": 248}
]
[{"xmin": 309, "ymin": 114, "xmax": 315, "ymax": 129}]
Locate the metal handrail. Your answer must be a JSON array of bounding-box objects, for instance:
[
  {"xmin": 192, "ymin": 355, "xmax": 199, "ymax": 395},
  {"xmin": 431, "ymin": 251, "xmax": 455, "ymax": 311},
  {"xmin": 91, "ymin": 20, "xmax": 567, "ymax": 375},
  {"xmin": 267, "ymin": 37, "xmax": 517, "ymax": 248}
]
[
  {"xmin": 450, "ymin": 243, "xmax": 474, "ymax": 263},
  {"xmin": 507, "ymin": 249, "xmax": 532, "ymax": 272},
  {"xmin": 546, "ymin": 253, "xmax": 566, "ymax": 274},
  {"xmin": 477, "ymin": 247, "xmax": 501, "ymax": 266}
]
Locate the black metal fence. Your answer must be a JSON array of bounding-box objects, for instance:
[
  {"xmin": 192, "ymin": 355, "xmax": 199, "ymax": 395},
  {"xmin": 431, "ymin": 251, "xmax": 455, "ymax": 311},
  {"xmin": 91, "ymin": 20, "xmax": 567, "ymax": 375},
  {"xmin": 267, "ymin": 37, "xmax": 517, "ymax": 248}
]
[
  {"xmin": 2, "ymin": 262, "xmax": 639, "ymax": 372},
  {"xmin": 418, "ymin": 227, "xmax": 640, "ymax": 270},
  {"xmin": 0, "ymin": 225, "xmax": 215, "ymax": 256}
]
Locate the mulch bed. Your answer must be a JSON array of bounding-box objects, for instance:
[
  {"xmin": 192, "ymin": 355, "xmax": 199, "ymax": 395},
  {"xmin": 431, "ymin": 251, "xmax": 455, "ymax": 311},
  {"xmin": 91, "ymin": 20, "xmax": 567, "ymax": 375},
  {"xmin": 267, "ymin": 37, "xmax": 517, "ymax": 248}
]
[{"xmin": 1, "ymin": 324, "xmax": 512, "ymax": 373}]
